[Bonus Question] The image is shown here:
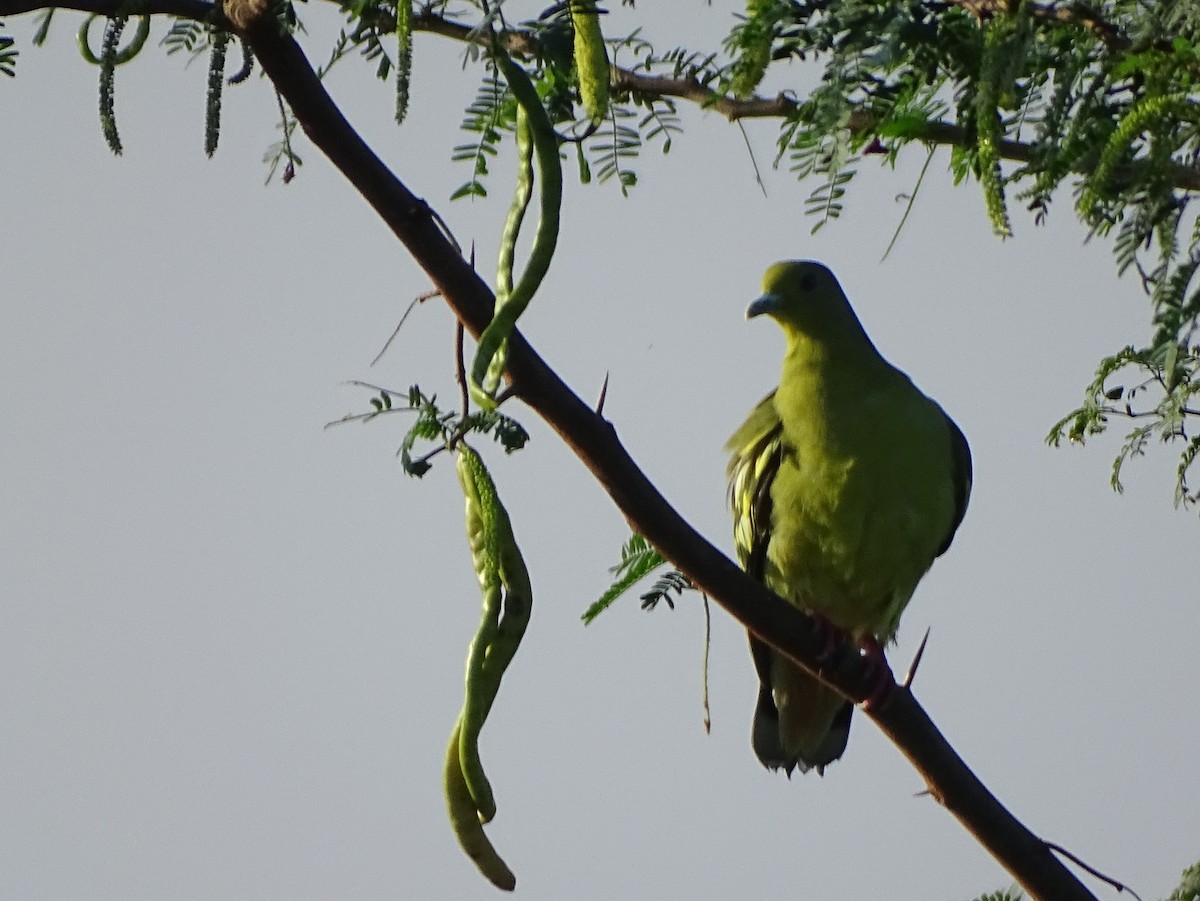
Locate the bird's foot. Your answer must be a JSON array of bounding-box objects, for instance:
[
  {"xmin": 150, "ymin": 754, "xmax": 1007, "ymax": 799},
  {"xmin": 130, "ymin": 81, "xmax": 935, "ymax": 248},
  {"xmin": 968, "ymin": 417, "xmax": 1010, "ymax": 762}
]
[
  {"xmin": 807, "ymin": 612, "xmax": 843, "ymax": 665},
  {"xmin": 857, "ymin": 635, "xmax": 897, "ymax": 711}
]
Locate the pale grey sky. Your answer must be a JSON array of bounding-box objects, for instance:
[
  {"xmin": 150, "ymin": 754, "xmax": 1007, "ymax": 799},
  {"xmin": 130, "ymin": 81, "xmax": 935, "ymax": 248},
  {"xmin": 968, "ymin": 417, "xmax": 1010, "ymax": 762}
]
[{"xmin": 4, "ymin": 4, "xmax": 1198, "ymax": 900}]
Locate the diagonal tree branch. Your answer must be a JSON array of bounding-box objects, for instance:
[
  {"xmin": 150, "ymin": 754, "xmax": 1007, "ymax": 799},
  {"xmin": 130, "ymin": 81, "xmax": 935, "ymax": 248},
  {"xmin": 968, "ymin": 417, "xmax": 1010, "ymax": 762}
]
[{"xmin": 1, "ymin": 0, "xmax": 1100, "ymax": 897}]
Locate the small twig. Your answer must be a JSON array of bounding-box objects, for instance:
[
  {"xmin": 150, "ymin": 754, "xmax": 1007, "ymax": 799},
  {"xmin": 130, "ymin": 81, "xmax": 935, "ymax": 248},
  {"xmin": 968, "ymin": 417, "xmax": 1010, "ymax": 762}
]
[
  {"xmin": 372, "ymin": 289, "xmax": 442, "ymax": 366},
  {"xmin": 323, "ymin": 380, "xmax": 415, "ymax": 429},
  {"xmin": 274, "ymin": 88, "xmax": 296, "ymax": 183},
  {"xmin": 883, "ymin": 147, "xmax": 935, "ymax": 262},
  {"xmin": 455, "ymin": 320, "xmax": 469, "ymax": 419},
  {"xmin": 701, "ymin": 593, "xmax": 712, "ymax": 735},
  {"xmin": 902, "ymin": 627, "xmax": 932, "ymax": 689},
  {"xmin": 736, "ymin": 120, "xmax": 767, "ymax": 199},
  {"xmin": 595, "ymin": 371, "xmax": 610, "ymax": 416},
  {"xmin": 1045, "ymin": 842, "xmax": 1142, "ymax": 901},
  {"xmin": 555, "ymin": 119, "xmax": 601, "ymax": 144},
  {"xmin": 344, "ymin": 378, "xmax": 404, "ymax": 393},
  {"xmin": 404, "ymin": 442, "xmax": 451, "ymax": 468}
]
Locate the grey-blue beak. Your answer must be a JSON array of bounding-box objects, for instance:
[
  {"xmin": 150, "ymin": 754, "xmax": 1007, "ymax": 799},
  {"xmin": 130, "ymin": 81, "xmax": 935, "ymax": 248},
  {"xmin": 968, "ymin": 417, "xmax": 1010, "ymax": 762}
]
[{"xmin": 746, "ymin": 292, "xmax": 782, "ymax": 320}]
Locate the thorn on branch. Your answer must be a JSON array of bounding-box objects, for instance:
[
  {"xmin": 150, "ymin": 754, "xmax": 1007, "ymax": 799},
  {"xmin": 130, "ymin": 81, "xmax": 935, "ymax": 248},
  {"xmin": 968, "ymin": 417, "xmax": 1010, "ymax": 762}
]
[
  {"xmin": 902, "ymin": 627, "xmax": 932, "ymax": 689},
  {"xmin": 595, "ymin": 371, "xmax": 610, "ymax": 416}
]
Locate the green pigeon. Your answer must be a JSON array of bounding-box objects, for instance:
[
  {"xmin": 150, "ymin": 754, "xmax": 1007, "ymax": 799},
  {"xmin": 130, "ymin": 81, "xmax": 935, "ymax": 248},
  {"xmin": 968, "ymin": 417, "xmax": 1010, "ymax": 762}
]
[{"xmin": 726, "ymin": 261, "xmax": 972, "ymax": 774}]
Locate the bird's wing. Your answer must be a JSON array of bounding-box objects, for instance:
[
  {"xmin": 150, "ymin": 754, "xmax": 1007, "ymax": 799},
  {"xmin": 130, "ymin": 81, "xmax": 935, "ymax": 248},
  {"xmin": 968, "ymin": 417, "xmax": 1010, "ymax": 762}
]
[
  {"xmin": 934, "ymin": 411, "xmax": 973, "ymax": 559},
  {"xmin": 726, "ymin": 391, "xmax": 784, "ymax": 582}
]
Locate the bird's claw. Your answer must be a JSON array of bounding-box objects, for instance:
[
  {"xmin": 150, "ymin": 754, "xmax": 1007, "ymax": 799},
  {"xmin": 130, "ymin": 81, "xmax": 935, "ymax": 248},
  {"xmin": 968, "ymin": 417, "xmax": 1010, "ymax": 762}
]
[
  {"xmin": 856, "ymin": 635, "xmax": 897, "ymax": 711},
  {"xmin": 808, "ymin": 612, "xmax": 843, "ymax": 664}
]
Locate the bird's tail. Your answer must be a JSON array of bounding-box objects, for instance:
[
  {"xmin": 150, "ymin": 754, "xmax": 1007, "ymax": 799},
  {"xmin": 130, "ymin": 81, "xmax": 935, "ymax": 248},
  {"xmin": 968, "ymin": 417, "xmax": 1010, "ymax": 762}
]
[{"xmin": 749, "ymin": 637, "xmax": 852, "ymax": 775}]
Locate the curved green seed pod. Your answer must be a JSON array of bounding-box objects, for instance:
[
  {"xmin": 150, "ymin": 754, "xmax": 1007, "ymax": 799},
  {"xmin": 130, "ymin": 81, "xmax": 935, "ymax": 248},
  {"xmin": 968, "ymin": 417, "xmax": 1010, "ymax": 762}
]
[
  {"xmin": 448, "ymin": 444, "xmax": 533, "ymax": 859},
  {"xmin": 975, "ymin": 17, "xmax": 1012, "ymax": 238},
  {"xmin": 455, "ymin": 444, "xmax": 503, "ymax": 823},
  {"xmin": 470, "ymin": 48, "xmax": 562, "ymax": 409},
  {"xmin": 443, "ymin": 716, "xmax": 517, "ymax": 892},
  {"xmin": 484, "ymin": 105, "xmax": 535, "ymax": 395},
  {"xmin": 78, "ymin": 13, "xmax": 149, "ymax": 66},
  {"xmin": 490, "ymin": 512, "xmax": 532, "ymax": 682},
  {"xmin": 395, "ymin": 0, "xmax": 411, "ymax": 124},
  {"xmin": 453, "ymin": 446, "xmax": 530, "ymax": 691},
  {"xmin": 570, "ymin": 0, "xmax": 609, "ymax": 124}
]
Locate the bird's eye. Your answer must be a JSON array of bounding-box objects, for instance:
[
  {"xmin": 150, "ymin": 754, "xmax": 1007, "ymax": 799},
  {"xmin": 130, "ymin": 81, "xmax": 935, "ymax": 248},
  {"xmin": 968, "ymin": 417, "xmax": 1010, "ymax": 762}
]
[{"xmin": 798, "ymin": 273, "xmax": 817, "ymax": 292}]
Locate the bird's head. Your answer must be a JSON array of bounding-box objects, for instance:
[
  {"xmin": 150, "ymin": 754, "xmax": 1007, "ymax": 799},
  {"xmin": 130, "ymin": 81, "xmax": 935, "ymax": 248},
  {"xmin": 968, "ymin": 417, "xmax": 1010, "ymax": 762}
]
[{"xmin": 746, "ymin": 261, "xmax": 868, "ymax": 348}]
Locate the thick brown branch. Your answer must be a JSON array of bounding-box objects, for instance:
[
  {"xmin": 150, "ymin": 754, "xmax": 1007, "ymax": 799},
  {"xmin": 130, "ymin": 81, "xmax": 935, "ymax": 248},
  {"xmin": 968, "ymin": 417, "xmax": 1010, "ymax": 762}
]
[{"xmin": 0, "ymin": 0, "xmax": 222, "ymax": 19}]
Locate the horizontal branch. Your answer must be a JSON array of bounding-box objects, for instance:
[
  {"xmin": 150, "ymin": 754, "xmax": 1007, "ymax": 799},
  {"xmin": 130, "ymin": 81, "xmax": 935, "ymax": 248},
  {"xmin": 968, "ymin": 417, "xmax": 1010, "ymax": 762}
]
[
  {"xmin": 0, "ymin": 0, "xmax": 222, "ymax": 20},
  {"xmin": 2, "ymin": 0, "xmax": 1099, "ymax": 897},
  {"xmin": 9, "ymin": 0, "xmax": 1196, "ymax": 193},
  {"xmin": 409, "ymin": 9, "xmax": 1200, "ymax": 193}
]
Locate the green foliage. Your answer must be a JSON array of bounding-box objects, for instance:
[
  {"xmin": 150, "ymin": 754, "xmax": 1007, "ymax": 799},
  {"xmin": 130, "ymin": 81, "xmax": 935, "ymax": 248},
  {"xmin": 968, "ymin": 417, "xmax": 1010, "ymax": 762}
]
[
  {"xmin": 98, "ymin": 17, "xmax": 126, "ymax": 154},
  {"xmin": 161, "ymin": 17, "xmax": 205, "ymax": 56},
  {"xmin": 205, "ymin": 30, "xmax": 228, "ymax": 157},
  {"xmin": 589, "ymin": 102, "xmax": 641, "ymax": 193},
  {"xmin": 1165, "ymin": 859, "xmax": 1200, "ymax": 901},
  {"xmin": 724, "ymin": 0, "xmax": 782, "ymax": 98},
  {"xmin": 14, "ymin": 0, "xmax": 1200, "ymax": 508},
  {"xmin": 583, "ymin": 534, "xmax": 666, "ymax": 624},
  {"xmin": 967, "ymin": 889, "xmax": 1023, "ymax": 901},
  {"xmin": 1047, "ymin": 342, "xmax": 1200, "ymax": 506},
  {"xmin": 451, "ymin": 71, "xmax": 510, "ymax": 200},
  {"xmin": 975, "ymin": 14, "xmax": 1016, "ymax": 238},
  {"xmin": 329, "ymin": 383, "xmax": 528, "ymax": 478},
  {"xmin": 0, "ymin": 21, "xmax": 17, "ymax": 77},
  {"xmin": 583, "ymin": 534, "xmax": 695, "ymax": 623},
  {"xmin": 637, "ymin": 568, "xmax": 694, "ymax": 612},
  {"xmin": 708, "ymin": 0, "xmax": 1200, "ymax": 508},
  {"xmin": 394, "ymin": 0, "xmax": 410, "ymax": 124}
]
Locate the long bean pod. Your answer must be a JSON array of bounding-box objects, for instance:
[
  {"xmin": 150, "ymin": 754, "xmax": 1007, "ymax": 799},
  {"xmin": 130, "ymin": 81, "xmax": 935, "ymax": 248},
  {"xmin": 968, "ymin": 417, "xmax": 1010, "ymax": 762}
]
[
  {"xmin": 470, "ymin": 48, "xmax": 562, "ymax": 408},
  {"xmin": 570, "ymin": 0, "xmax": 609, "ymax": 123},
  {"xmin": 443, "ymin": 717, "xmax": 517, "ymax": 892},
  {"xmin": 395, "ymin": 0, "xmax": 411, "ymax": 124},
  {"xmin": 444, "ymin": 443, "xmax": 533, "ymax": 889},
  {"xmin": 78, "ymin": 13, "xmax": 149, "ymax": 65},
  {"xmin": 455, "ymin": 444, "xmax": 503, "ymax": 822},
  {"xmin": 483, "ymin": 104, "xmax": 535, "ymax": 395}
]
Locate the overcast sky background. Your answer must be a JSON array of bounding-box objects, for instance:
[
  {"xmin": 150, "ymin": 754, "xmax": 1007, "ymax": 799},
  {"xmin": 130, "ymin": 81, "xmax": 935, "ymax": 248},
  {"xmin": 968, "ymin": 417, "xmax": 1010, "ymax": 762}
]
[{"xmin": 4, "ymin": 4, "xmax": 1199, "ymax": 899}]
